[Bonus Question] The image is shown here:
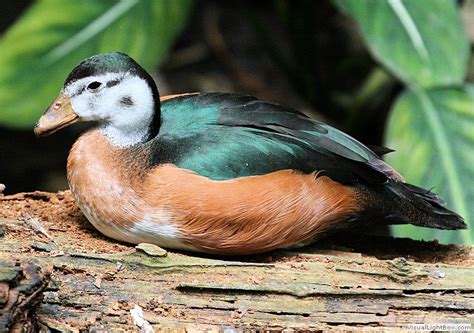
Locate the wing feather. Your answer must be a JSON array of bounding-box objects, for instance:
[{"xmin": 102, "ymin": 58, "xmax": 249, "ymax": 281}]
[{"xmin": 154, "ymin": 93, "xmax": 401, "ymax": 183}]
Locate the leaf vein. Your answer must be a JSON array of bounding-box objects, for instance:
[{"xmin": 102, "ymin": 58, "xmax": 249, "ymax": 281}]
[{"xmin": 387, "ymin": 0, "xmax": 429, "ymax": 61}]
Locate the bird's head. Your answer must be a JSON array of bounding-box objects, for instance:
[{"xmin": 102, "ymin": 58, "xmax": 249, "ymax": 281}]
[{"xmin": 35, "ymin": 52, "xmax": 160, "ymax": 147}]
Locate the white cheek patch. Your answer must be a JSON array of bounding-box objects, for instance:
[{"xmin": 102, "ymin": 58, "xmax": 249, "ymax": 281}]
[
  {"xmin": 99, "ymin": 75, "xmax": 155, "ymax": 147},
  {"xmin": 70, "ymin": 94, "xmax": 98, "ymax": 120},
  {"xmin": 65, "ymin": 72, "xmax": 156, "ymax": 148},
  {"xmin": 66, "ymin": 73, "xmax": 126, "ymax": 120},
  {"xmin": 107, "ymin": 75, "xmax": 154, "ymax": 128}
]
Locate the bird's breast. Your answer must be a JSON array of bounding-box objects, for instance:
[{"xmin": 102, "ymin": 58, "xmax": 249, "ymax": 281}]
[{"xmin": 66, "ymin": 130, "xmax": 192, "ymax": 250}]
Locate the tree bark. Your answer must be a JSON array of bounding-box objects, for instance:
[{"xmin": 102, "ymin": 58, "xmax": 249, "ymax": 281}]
[{"xmin": 0, "ymin": 191, "xmax": 473, "ymax": 332}]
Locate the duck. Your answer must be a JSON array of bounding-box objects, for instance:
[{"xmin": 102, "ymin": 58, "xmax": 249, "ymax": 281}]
[{"xmin": 34, "ymin": 52, "xmax": 466, "ymax": 255}]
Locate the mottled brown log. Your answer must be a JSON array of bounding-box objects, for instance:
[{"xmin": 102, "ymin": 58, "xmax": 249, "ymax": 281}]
[{"xmin": 0, "ymin": 261, "xmax": 51, "ymax": 332}]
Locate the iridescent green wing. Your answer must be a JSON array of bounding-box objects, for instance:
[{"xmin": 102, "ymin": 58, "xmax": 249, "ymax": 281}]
[{"xmin": 155, "ymin": 93, "xmax": 391, "ymax": 184}]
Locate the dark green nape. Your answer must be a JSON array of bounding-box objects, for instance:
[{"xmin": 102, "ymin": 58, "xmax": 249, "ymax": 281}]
[{"xmin": 65, "ymin": 52, "xmax": 138, "ymax": 85}]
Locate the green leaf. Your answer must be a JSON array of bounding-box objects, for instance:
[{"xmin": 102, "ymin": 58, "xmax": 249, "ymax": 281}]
[
  {"xmin": 385, "ymin": 85, "xmax": 474, "ymax": 244},
  {"xmin": 0, "ymin": 0, "xmax": 192, "ymax": 128},
  {"xmin": 335, "ymin": 0, "xmax": 469, "ymax": 88}
]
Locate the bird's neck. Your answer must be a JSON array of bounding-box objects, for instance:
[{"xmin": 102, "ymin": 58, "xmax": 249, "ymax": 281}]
[
  {"xmin": 100, "ymin": 89, "xmax": 161, "ymax": 148},
  {"xmin": 100, "ymin": 124, "xmax": 150, "ymax": 148},
  {"xmin": 147, "ymin": 95, "xmax": 161, "ymax": 140}
]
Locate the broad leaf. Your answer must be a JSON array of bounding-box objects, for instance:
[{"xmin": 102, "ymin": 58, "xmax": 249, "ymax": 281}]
[
  {"xmin": 335, "ymin": 0, "xmax": 469, "ymax": 88},
  {"xmin": 0, "ymin": 0, "xmax": 192, "ymax": 128},
  {"xmin": 385, "ymin": 86, "xmax": 474, "ymax": 244}
]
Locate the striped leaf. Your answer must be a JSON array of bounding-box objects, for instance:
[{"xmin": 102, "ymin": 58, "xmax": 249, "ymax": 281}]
[
  {"xmin": 386, "ymin": 86, "xmax": 474, "ymax": 244},
  {"xmin": 335, "ymin": 0, "xmax": 469, "ymax": 88}
]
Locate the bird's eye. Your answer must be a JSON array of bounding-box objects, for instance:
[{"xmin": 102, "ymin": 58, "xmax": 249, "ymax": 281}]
[{"xmin": 87, "ymin": 81, "xmax": 102, "ymax": 92}]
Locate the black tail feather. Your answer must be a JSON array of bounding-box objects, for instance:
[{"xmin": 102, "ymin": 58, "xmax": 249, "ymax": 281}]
[{"xmin": 386, "ymin": 181, "xmax": 467, "ymax": 230}]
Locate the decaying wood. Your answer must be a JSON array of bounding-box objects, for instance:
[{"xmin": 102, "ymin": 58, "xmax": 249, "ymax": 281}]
[
  {"xmin": 0, "ymin": 191, "xmax": 473, "ymax": 331},
  {"xmin": 0, "ymin": 261, "xmax": 51, "ymax": 332}
]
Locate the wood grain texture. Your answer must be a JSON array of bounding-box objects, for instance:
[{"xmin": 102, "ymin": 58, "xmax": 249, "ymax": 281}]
[{"xmin": 0, "ymin": 261, "xmax": 51, "ymax": 332}]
